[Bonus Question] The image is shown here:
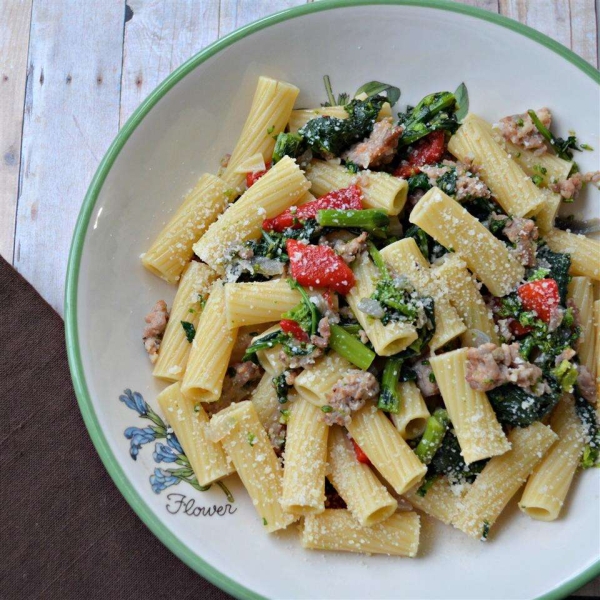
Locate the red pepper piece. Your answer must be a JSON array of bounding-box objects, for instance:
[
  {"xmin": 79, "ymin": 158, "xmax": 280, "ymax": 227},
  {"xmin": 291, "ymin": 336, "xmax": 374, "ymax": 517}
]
[
  {"xmin": 246, "ymin": 161, "xmax": 271, "ymax": 188},
  {"xmin": 279, "ymin": 319, "xmax": 309, "ymax": 343},
  {"xmin": 508, "ymin": 319, "xmax": 533, "ymax": 337},
  {"xmin": 393, "ymin": 130, "xmax": 446, "ymax": 178},
  {"xmin": 352, "ymin": 439, "xmax": 371, "ymax": 465},
  {"xmin": 286, "ymin": 239, "xmax": 355, "ymax": 295},
  {"xmin": 517, "ymin": 279, "xmax": 560, "ymax": 323},
  {"xmin": 262, "ymin": 185, "xmax": 363, "ymax": 232}
]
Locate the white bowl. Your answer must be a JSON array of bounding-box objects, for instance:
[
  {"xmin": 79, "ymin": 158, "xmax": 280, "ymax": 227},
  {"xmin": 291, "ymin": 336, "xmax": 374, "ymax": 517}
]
[{"xmin": 65, "ymin": 2, "xmax": 600, "ymax": 599}]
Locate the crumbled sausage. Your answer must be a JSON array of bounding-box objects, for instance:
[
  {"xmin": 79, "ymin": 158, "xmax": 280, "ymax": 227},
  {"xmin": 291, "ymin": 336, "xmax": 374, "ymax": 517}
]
[
  {"xmin": 279, "ymin": 347, "xmax": 323, "ymax": 370},
  {"xmin": 412, "ymin": 358, "xmax": 439, "ymax": 397},
  {"xmin": 503, "ymin": 216, "xmax": 539, "ymax": 267},
  {"xmin": 497, "ymin": 108, "xmax": 552, "ymax": 154},
  {"xmin": 311, "ymin": 316, "xmax": 331, "ymax": 349},
  {"xmin": 466, "ymin": 342, "xmax": 543, "ymax": 393},
  {"xmin": 420, "ymin": 160, "xmax": 491, "ymax": 201},
  {"xmin": 334, "ymin": 232, "xmax": 368, "ymax": 264},
  {"xmin": 230, "ymin": 361, "xmax": 262, "ymax": 387},
  {"xmin": 342, "ymin": 118, "xmax": 404, "ymax": 168},
  {"xmin": 323, "ymin": 370, "xmax": 380, "ymax": 426},
  {"xmin": 551, "ymin": 171, "xmax": 600, "ymax": 201},
  {"xmin": 143, "ymin": 300, "xmax": 169, "ymax": 363}
]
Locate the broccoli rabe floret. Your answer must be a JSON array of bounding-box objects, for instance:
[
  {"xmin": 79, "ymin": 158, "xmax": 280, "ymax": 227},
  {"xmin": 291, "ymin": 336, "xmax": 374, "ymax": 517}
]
[{"xmin": 272, "ymin": 132, "xmax": 305, "ymax": 163}]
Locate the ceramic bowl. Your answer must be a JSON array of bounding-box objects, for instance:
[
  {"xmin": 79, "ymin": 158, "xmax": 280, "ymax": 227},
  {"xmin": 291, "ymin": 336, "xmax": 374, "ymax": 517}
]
[{"xmin": 66, "ymin": 2, "xmax": 600, "ymax": 598}]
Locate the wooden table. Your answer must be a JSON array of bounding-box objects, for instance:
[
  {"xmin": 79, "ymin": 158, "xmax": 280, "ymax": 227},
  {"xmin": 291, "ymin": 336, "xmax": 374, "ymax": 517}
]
[{"xmin": 1, "ymin": 0, "xmax": 598, "ymax": 596}]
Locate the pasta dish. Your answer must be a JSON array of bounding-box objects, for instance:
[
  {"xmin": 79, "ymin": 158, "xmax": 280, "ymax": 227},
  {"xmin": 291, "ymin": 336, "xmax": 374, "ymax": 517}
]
[{"xmin": 139, "ymin": 76, "xmax": 600, "ymax": 555}]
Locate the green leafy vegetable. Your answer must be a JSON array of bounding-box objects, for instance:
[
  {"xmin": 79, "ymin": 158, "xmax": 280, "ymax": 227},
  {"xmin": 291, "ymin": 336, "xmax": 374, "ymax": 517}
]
[
  {"xmin": 329, "ymin": 323, "xmax": 375, "ymax": 371},
  {"xmin": 487, "ymin": 384, "xmax": 560, "ymax": 427},
  {"xmin": 355, "ymin": 80, "xmax": 401, "ymax": 106},
  {"xmin": 272, "ymin": 132, "xmax": 305, "ymax": 163},
  {"xmin": 414, "ymin": 408, "xmax": 450, "ymax": 464},
  {"xmin": 535, "ymin": 246, "xmax": 571, "ymax": 303},
  {"xmin": 377, "ymin": 357, "xmax": 403, "ymax": 413},
  {"xmin": 428, "ymin": 429, "xmax": 488, "ymax": 484},
  {"xmin": 180, "ymin": 321, "xmax": 196, "ymax": 343},
  {"xmin": 527, "ymin": 109, "xmax": 582, "ymax": 160},
  {"xmin": 574, "ymin": 392, "xmax": 600, "ymax": 469},
  {"xmin": 285, "ymin": 279, "xmax": 319, "ymax": 337},
  {"xmin": 453, "ymin": 83, "xmax": 469, "ymax": 122},
  {"xmin": 272, "ymin": 373, "xmax": 290, "ymax": 405},
  {"xmin": 404, "ymin": 225, "xmax": 431, "ymax": 260}
]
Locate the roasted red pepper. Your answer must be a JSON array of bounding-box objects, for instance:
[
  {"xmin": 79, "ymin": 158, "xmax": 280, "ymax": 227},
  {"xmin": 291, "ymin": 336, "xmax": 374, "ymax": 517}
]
[
  {"xmin": 262, "ymin": 185, "xmax": 363, "ymax": 232},
  {"xmin": 508, "ymin": 319, "xmax": 533, "ymax": 337},
  {"xmin": 394, "ymin": 130, "xmax": 446, "ymax": 178},
  {"xmin": 279, "ymin": 319, "xmax": 309, "ymax": 343},
  {"xmin": 286, "ymin": 239, "xmax": 355, "ymax": 295},
  {"xmin": 246, "ymin": 162, "xmax": 271, "ymax": 188},
  {"xmin": 517, "ymin": 279, "xmax": 560, "ymax": 323},
  {"xmin": 352, "ymin": 439, "xmax": 371, "ymax": 465}
]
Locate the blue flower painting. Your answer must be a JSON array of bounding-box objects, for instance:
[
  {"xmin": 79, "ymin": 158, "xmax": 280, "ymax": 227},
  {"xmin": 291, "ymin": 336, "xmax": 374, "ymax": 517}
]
[{"xmin": 119, "ymin": 389, "xmax": 233, "ymax": 502}]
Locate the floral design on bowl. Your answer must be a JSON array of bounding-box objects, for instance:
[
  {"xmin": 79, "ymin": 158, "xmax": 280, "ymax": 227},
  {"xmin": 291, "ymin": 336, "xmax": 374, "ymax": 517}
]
[{"xmin": 119, "ymin": 389, "xmax": 233, "ymax": 501}]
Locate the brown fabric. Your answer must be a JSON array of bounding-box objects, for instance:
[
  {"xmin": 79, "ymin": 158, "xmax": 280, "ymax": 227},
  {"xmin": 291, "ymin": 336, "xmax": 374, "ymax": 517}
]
[{"xmin": 0, "ymin": 255, "xmax": 232, "ymax": 600}]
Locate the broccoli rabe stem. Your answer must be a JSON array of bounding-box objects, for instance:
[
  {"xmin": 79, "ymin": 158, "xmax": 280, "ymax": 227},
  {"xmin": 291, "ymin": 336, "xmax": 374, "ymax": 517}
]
[
  {"xmin": 414, "ymin": 408, "xmax": 450, "ymax": 464},
  {"xmin": 366, "ymin": 240, "xmax": 391, "ymax": 279},
  {"xmin": 377, "ymin": 357, "xmax": 403, "ymax": 413},
  {"xmin": 316, "ymin": 209, "xmax": 390, "ymax": 233},
  {"xmin": 398, "ymin": 92, "xmax": 457, "ymax": 147},
  {"xmin": 329, "ymin": 323, "xmax": 375, "ymax": 370}
]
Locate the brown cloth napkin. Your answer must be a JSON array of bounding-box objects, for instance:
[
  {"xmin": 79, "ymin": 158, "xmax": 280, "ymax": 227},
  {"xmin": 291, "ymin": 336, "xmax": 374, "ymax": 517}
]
[{"xmin": 0, "ymin": 255, "xmax": 232, "ymax": 600}]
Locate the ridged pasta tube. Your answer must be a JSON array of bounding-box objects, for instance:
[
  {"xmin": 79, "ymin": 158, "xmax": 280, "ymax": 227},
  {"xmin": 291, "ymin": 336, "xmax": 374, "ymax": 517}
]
[{"xmin": 410, "ymin": 187, "xmax": 524, "ymax": 297}]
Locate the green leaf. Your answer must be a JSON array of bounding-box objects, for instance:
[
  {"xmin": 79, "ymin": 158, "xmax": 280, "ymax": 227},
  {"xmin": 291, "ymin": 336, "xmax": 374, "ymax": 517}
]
[
  {"xmin": 355, "ymin": 81, "xmax": 401, "ymax": 106},
  {"xmin": 454, "ymin": 83, "xmax": 469, "ymax": 122},
  {"xmin": 181, "ymin": 321, "xmax": 196, "ymax": 343}
]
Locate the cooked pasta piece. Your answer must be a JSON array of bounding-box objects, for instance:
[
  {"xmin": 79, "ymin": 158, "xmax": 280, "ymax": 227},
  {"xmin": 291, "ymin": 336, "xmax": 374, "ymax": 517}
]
[
  {"xmin": 281, "ymin": 396, "xmax": 329, "ymax": 515},
  {"xmin": 448, "ymin": 114, "xmax": 545, "ymax": 217},
  {"xmin": 250, "ymin": 372, "xmax": 281, "ymax": 431},
  {"xmin": 380, "ymin": 238, "xmax": 466, "ymax": 351},
  {"xmin": 153, "ymin": 262, "xmax": 217, "ymax": 381},
  {"xmin": 429, "ymin": 348, "xmax": 511, "ymax": 464},
  {"xmin": 209, "ymin": 401, "xmax": 297, "ymax": 532},
  {"xmin": 346, "ymin": 252, "xmax": 418, "ymax": 355},
  {"xmin": 305, "ymin": 160, "xmax": 408, "ymax": 215},
  {"xmin": 288, "ymin": 102, "xmax": 392, "ymax": 133},
  {"xmin": 252, "ymin": 324, "xmax": 287, "ymax": 375},
  {"xmin": 346, "ymin": 404, "xmax": 427, "ymax": 494},
  {"xmin": 301, "ymin": 509, "xmax": 420, "ymax": 557},
  {"xmin": 404, "ymin": 477, "xmax": 469, "ymax": 526},
  {"xmin": 194, "ymin": 156, "xmax": 310, "ymax": 272},
  {"xmin": 595, "ymin": 300, "xmax": 600, "ymax": 387},
  {"xmin": 432, "ymin": 254, "xmax": 498, "ymax": 346},
  {"xmin": 221, "ymin": 76, "xmax": 299, "ymax": 192},
  {"xmin": 568, "ymin": 277, "xmax": 595, "ymax": 377},
  {"xmin": 142, "ymin": 174, "xmax": 230, "ymax": 283},
  {"xmin": 225, "ymin": 278, "xmax": 301, "ymax": 328},
  {"xmin": 452, "ymin": 422, "xmax": 558, "ymax": 539},
  {"xmin": 409, "ymin": 187, "xmax": 524, "ymax": 296},
  {"xmin": 390, "ymin": 381, "xmax": 430, "ymax": 440},
  {"xmin": 534, "ymin": 190, "xmax": 562, "ymax": 234},
  {"xmin": 293, "ymin": 352, "xmax": 355, "ymax": 406},
  {"xmin": 181, "ymin": 282, "xmax": 237, "ymax": 402},
  {"xmin": 519, "ymin": 396, "xmax": 586, "ymax": 521},
  {"xmin": 327, "ymin": 426, "xmax": 397, "ymax": 526},
  {"xmin": 544, "ymin": 228, "xmax": 600, "ymax": 280},
  {"xmin": 157, "ymin": 382, "xmax": 234, "ymax": 486}
]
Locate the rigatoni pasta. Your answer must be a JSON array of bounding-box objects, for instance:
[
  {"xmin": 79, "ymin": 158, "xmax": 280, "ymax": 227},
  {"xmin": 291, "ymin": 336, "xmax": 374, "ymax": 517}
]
[
  {"xmin": 140, "ymin": 76, "xmax": 600, "ymax": 558},
  {"xmin": 142, "ymin": 174, "xmax": 230, "ymax": 283}
]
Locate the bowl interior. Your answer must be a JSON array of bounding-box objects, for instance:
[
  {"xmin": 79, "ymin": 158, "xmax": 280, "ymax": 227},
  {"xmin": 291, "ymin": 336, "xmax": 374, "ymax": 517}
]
[{"xmin": 71, "ymin": 3, "xmax": 600, "ymax": 599}]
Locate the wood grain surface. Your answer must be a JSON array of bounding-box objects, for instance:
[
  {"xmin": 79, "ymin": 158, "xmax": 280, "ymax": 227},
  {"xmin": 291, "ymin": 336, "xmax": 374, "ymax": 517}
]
[{"xmin": 0, "ymin": 0, "xmax": 598, "ymax": 596}]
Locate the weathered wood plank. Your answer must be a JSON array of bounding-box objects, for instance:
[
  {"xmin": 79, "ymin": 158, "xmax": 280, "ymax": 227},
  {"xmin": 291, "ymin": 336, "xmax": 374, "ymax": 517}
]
[
  {"xmin": 14, "ymin": 0, "xmax": 126, "ymax": 314},
  {"xmin": 456, "ymin": 0, "xmax": 500, "ymax": 10},
  {"xmin": 0, "ymin": 0, "xmax": 32, "ymax": 262},
  {"xmin": 120, "ymin": 0, "xmax": 220, "ymax": 125},
  {"xmin": 569, "ymin": 0, "xmax": 599, "ymax": 67},
  {"xmin": 500, "ymin": 0, "xmax": 571, "ymax": 48},
  {"xmin": 218, "ymin": 0, "xmax": 308, "ymax": 37}
]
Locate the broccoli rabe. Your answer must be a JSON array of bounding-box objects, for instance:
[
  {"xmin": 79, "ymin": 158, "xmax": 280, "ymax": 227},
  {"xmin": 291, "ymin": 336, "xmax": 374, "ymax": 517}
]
[
  {"xmin": 377, "ymin": 357, "xmax": 403, "ymax": 413},
  {"xmin": 487, "ymin": 384, "xmax": 560, "ymax": 427},
  {"xmin": 272, "ymin": 132, "xmax": 305, "ymax": 163},
  {"xmin": 299, "ymin": 95, "xmax": 387, "ymax": 159},
  {"xmin": 574, "ymin": 391, "xmax": 600, "ymax": 469},
  {"xmin": 272, "ymin": 373, "xmax": 290, "ymax": 404},
  {"xmin": 527, "ymin": 109, "xmax": 583, "ymax": 161},
  {"xmin": 398, "ymin": 91, "xmax": 459, "ymax": 147},
  {"xmin": 535, "ymin": 246, "xmax": 571, "ymax": 303}
]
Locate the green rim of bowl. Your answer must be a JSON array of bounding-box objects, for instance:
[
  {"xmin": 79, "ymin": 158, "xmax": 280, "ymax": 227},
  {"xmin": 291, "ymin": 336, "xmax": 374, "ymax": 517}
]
[{"xmin": 65, "ymin": 1, "xmax": 600, "ymax": 599}]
